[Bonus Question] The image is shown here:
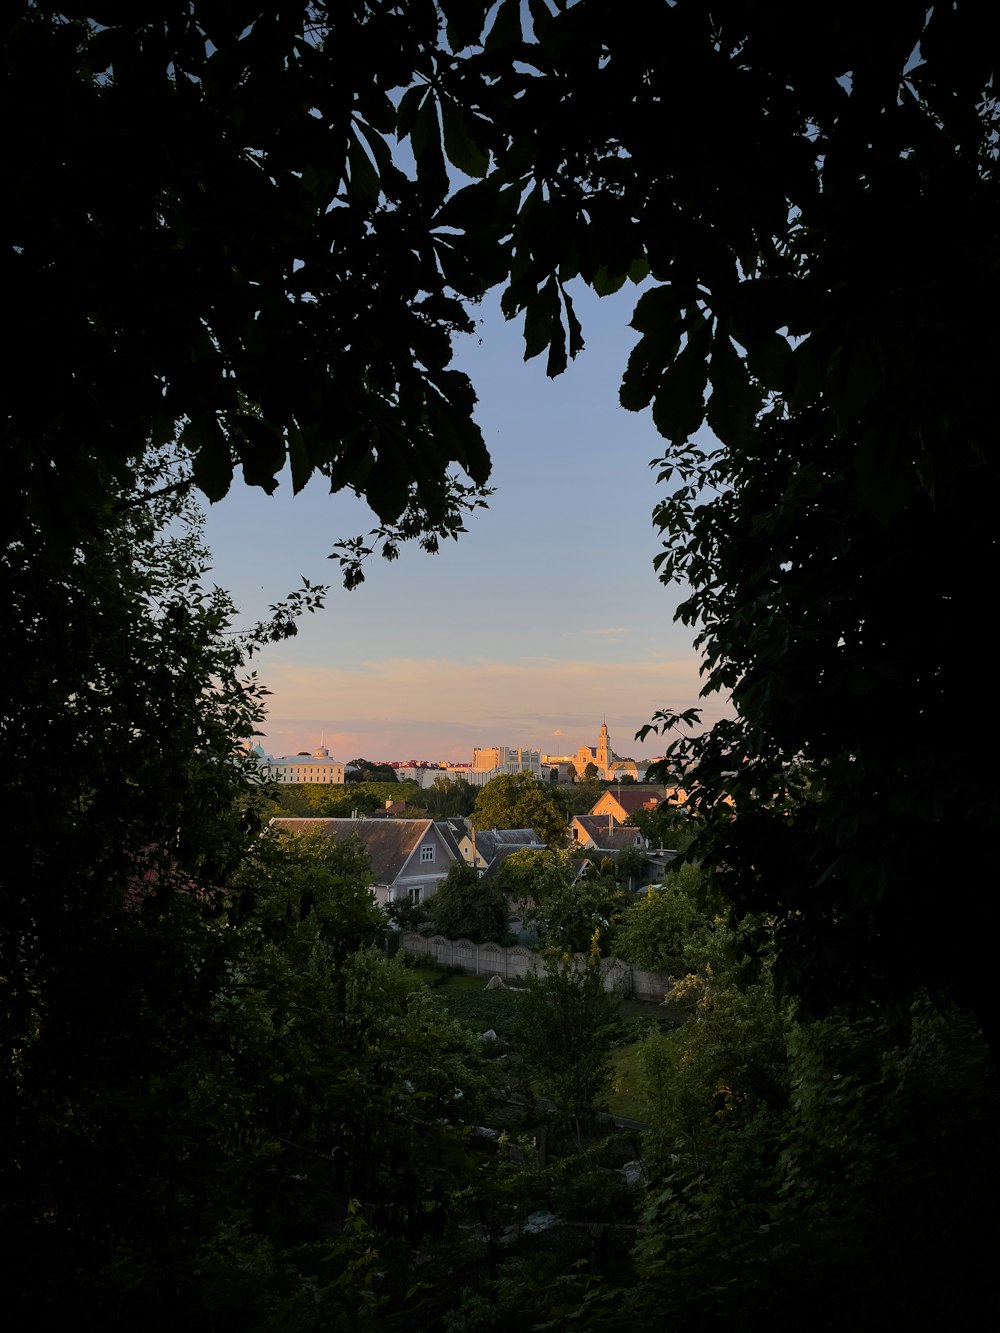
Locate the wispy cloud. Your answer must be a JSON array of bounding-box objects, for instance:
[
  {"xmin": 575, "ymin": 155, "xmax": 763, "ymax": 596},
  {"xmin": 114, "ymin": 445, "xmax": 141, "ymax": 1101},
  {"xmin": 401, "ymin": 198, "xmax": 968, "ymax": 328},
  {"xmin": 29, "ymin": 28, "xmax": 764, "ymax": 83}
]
[{"xmin": 252, "ymin": 651, "xmax": 732, "ymax": 760}]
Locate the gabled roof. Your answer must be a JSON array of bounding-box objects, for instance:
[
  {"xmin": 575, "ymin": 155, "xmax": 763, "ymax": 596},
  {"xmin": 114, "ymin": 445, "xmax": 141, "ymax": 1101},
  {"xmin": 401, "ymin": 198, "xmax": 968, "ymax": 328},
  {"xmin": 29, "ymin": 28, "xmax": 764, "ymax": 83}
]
[
  {"xmin": 269, "ymin": 817, "xmax": 441, "ymax": 885},
  {"xmin": 589, "ymin": 786, "xmax": 665, "ymax": 818},
  {"xmin": 585, "ymin": 827, "xmax": 647, "ymax": 853},
  {"xmin": 572, "ymin": 814, "xmax": 622, "ymax": 840},
  {"xmin": 481, "ymin": 843, "xmax": 534, "ymax": 880},
  {"xmin": 468, "ymin": 828, "xmax": 546, "ymax": 862},
  {"xmin": 571, "ymin": 815, "xmax": 646, "ymax": 852},
  {"xmin": 440, "ymin": 817, "xmax": 469, "ymax": 838},
  {"xmin": 434, "ymin": 821, "xmax": 465, "ymax": 861}
]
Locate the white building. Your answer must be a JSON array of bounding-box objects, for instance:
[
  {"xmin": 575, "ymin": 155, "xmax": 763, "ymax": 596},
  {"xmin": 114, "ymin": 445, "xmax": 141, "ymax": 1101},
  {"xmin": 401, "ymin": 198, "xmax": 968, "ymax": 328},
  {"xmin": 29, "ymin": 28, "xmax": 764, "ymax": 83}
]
[
  {"xmin": 265, "ymin": 743, "xmax": 345, "ymax": 785},
  {"xmin": 469, "ymin": 745, "xmax": 543, "ymax": 787},
  {"xmin": 394, "ymin": 764, "xmax": 449, "ymax": 788}
]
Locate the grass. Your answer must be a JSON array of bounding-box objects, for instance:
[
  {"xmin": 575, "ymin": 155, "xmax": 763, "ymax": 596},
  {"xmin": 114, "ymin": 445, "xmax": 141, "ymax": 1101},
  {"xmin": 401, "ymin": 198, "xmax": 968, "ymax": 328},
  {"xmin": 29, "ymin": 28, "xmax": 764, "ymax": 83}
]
[{"xmin": 607, "ymin": 1042, "xmax": 650, "ymax": 1123}]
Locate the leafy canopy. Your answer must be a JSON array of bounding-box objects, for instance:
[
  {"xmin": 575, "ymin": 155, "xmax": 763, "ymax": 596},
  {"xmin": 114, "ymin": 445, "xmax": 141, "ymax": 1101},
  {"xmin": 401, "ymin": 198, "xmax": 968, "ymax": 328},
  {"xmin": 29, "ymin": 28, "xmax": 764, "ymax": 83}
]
[
  {"xmin": 512, "ymin": 944, "xmax": 621, "ymax": 1149},
  {"xmin": 9, "ymin": 0, "xmax": 999, "ymax": 1077},
  {"xmin": 472, "ymin": 771, "xmax": 569, "ymax": 847},
  {"xmin": 426, "ymin": 861, "xmax": 511, "ymax": 944}
]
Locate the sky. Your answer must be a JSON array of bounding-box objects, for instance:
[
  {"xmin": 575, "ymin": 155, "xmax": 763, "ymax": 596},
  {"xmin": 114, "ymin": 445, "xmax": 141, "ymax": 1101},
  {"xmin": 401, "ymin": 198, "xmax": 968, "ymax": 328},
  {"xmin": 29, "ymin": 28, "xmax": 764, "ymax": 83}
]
[{"xmin": 200, "ymin": 284, "xmax": 733, "ymax": 764}]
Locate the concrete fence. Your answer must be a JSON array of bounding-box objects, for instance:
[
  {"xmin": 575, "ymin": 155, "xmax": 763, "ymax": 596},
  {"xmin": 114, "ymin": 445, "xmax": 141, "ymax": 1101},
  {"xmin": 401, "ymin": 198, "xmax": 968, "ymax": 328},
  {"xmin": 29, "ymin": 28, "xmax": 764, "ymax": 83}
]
[{"xmin": 399, "ymin": 932, "xmax": 672, "ymax": 1002}]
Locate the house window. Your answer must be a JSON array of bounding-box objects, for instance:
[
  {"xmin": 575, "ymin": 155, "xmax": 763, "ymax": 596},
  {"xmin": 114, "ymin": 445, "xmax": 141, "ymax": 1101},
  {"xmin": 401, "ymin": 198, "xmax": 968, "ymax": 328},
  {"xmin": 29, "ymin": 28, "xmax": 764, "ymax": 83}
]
[
  {"xmin": 409, "ymin": 885, "xmax": 424, "ymax": 904},
  {"xmin": 420, "ymin": 844, "xmax": 435, "ymax": 863}
]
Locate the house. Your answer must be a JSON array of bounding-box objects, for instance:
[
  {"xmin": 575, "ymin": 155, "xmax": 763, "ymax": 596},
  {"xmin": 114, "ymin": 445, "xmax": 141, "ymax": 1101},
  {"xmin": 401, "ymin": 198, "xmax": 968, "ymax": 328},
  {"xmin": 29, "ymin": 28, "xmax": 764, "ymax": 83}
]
[
  {"xmin": 454, "ymin": 826, "xmax": 547, "ymax": 872},
  {"xmin": 587, "ymin": 785, "xmax": 681, "ymax": 824},
  {"xmin": 568, "ymin": 814, "xmax": 649, "ymax": 854},
  {"xmin": 269, "ymin": 817, "xmax": 458, "ymax": 906}
]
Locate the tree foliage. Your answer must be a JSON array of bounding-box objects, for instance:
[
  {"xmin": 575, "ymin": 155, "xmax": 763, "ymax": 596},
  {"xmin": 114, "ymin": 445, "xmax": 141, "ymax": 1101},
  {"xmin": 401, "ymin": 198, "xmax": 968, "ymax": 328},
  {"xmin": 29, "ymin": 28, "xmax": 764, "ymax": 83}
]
[
  {"xmin": 345, "ymin": 760, "xmax": 399, "ymax": 784},
  {"xmin": 512, "ymin": 945, "xmax": 621, "ymax": 1149},
  {"xmin": 11, "ymin": 3, "xmax": 997, "ymax": 1028},
  {"xmin": 426, "ymin": 862, "xmax": 511, "ymax": 944},
  {"xmin": 616, "ymin": 863, "xmax": 711, "ymax": 974},
  {"xmin": 532, "ymin": 866, "xmax": 630, "ymax": 956},
  {"xmin": 7, "ymin": 0, "xmax": 497, "ymax": 576},
  {"xmin": 268, "ymin": 783, "xmax": 376, "ymax": 818},
  {"xmin": 6, "ymin": 2, "xmax": 1000, "ymax": 1319},
  {"xmin": 497, "ymin": 846, "xmax": 572, "ymax": 920},
  {"xmin": 472, "ymin": 771, "xmax": 568, "ymax": 847},
  {"xmin": 420, "ymin": 775, "xmax": 477, "ymax": 819},
  {"xmin": 2, "ymin": 493, "xmax": 310, "ymax": 1315},
  {"xmin": 562, "ymin": 774, "xmax": 605, "ymax": 814},
  {"xmin": 625, "ymin": 806, "xmax": 700, "ymax": 855}
]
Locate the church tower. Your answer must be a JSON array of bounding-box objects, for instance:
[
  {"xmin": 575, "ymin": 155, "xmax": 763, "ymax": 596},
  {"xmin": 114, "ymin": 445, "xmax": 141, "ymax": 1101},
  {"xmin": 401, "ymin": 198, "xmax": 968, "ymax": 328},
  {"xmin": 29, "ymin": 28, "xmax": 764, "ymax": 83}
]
[{"xmin": 596, "ymin": 720, "xmax": 611, "ymax": 773}]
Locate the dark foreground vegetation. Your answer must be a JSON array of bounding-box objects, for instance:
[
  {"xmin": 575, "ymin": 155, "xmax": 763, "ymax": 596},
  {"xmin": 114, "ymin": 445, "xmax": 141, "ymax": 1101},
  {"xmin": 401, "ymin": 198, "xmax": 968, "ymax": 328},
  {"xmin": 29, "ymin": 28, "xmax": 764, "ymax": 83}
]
[{"xmin": 4, "ymin": 2, "xmax": 998, "ymax": 1327}]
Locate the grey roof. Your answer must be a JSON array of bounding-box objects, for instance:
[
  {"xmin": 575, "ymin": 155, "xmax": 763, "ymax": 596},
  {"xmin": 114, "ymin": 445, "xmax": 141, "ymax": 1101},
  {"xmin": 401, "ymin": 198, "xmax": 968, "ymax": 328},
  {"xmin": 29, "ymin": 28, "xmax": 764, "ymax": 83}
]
[
  {"xmin": 440, "ymin": 817, "xmax": 470, "ymax": 838},
  {"xmin": 434, "ymin": 821, "xmax": 465, "ymax": 861},
  {"xmin": 573, "ymin": 814, "xmax": 622, "ymax": 840},
  {"xmin": 470, "ymin": 828, "xmax": 546, "ymax": 862},
  {"xmin": 269, "ymin": 817, "xmax": 439, "ymax": 885},
  {"xmin": 572, "ymin": 816, "xmax": 647, "ymax": 853},
  {"xmin": 481, "ymin": 843, "xmax": 539, "ymax": 881}
]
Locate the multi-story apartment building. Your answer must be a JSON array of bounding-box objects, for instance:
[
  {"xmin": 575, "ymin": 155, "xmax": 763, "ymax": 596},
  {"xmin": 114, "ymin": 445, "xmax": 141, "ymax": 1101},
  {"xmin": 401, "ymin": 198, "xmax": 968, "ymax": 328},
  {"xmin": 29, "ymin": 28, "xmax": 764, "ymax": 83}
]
[{"xmin": 469, "ymin": 745, "xmax": 543, "ymax": 786}]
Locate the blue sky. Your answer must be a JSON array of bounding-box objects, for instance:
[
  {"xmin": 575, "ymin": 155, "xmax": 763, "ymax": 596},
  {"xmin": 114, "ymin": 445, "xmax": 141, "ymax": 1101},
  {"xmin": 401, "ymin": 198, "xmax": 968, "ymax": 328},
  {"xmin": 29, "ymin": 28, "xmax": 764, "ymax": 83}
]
[{"xmin": 201, "ymin": 284, "xmax": 732, "ymax": 762}]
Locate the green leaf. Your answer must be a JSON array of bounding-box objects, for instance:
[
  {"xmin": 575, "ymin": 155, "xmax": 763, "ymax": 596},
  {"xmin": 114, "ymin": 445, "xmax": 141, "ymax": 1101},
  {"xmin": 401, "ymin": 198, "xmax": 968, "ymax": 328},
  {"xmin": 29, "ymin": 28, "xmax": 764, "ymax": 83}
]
[
  {"xmin": 236, "ymin": 414, "xmax": 285, "ymax": 491},
  {"xmin": 527, "ymin": 0, "xmax": 559, "ymax": 49},
  {"xmin": 439, "ymin": 177, "xmax": 518, "ymax": 232},
  {"xmin": 410, "ymin": 91, "xmax": 440, "ymax": 160},
  {"xmin": 441, "ymin": 98, "xmax": 489, "ymax": 178},
  {"xmin": 707, "ymin": 331, "xmax": 763, "ymax": 447},
  {"xmin": 744, "ymin": 331, "xmax": 792, "ymax": 392},
  {"xmin": 853, "ymin": 426, "xmax": 921, "ymax": 523},
  {"xmin": 485, "ymin": 0, "xmax": 523, "ymax": 50},
  {"xmin": 347, "ymin": 131, "xmax": 379, "ymax": 203},
  {"xmin": 630, "ymin": 284, "xmax": 681, "ymax": 334},
  {"xmin": 621, "ymin": 322, "xmax": 683, "ymax": 412},
  {"xmin": 563, "ymin": 285, "xmax": 585, "ymax": 358},
  {"xmin": 355, "ymin": 85, "xmax": 395, "ymax": 135},
  {"xmin": 287, "ymin": 426, "xmax": 314, "ymax": 496},
  {"xmin": 592, "ymin": 264, "xmax": 628, "ymax": 297},
  {"xmin": 396, "ymin": 84, "xmax": 426, "ymax": 140},
  {"xmin": 440, "ymin": 0, "xmax": 492, "ymax": 51},
  {"xmin": 412, "ymin": 95, "xmax": 448, "ymax": 200},
  {"xmin": 522, "ymin": 281, "xmax": 557, "ymax": 361},
  {"xmin": 546, "ymin": 312, "xmax": 568, "ymax": 378},
  {"xmin": 355, "ymin": 117, "xmax": 393, "ymax": 177},
  {"xmin": 628, "ymin": 256, "xmax": 651, "ymax": 284},
  {"xmin": 651, "ymin": 311, "xmax": 713, "ymax": 443},
  {"xmin": 367, "ymin": 442, "xmax": 411, "ymax": 523},
  {"xmin": 190, "ymin": 428, "xmax": 234, "ymax": 503}
]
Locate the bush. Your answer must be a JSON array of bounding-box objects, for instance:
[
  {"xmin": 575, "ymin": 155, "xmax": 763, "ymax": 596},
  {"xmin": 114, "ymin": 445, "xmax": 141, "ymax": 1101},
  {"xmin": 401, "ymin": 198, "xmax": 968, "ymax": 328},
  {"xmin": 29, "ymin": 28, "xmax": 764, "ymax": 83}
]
[{"xmin": 428, "ymin": 864, "xmax": 512, "ymax": 944}]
